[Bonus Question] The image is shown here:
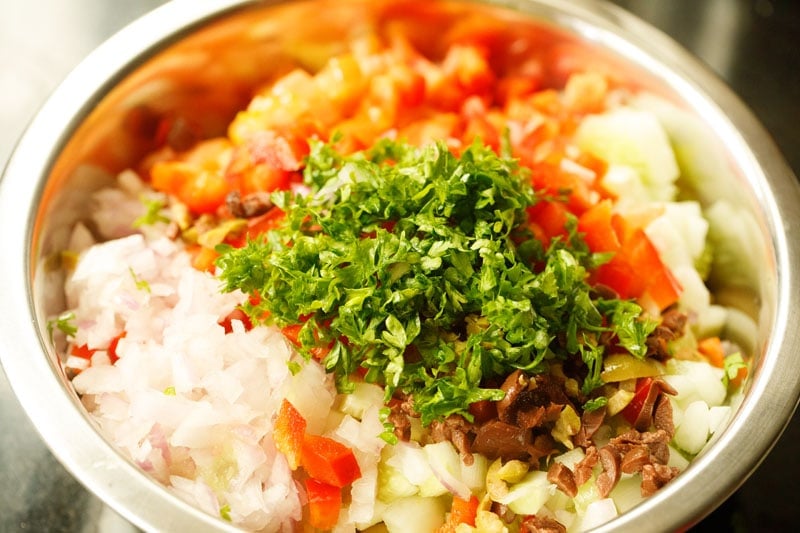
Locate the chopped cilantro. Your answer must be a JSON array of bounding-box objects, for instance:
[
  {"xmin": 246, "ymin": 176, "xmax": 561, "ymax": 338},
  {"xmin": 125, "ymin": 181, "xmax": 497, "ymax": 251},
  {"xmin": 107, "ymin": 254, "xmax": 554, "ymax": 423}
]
[
  {"xmin": 129, "ymin": 267, "xmax": 151, "ymax": 293},
  {"xmin": 47, "ymin": 311, "xmax": 77, "ymax": 342},
  {"xmin": 133, "ymin": 196, "xmax": 169, "ymax": 228},
  {"xmin": 219, "ymin": 504, "xmax": 232, "ymax": 522},
  {"xmin": 582, "ymin": 396, "xmax": 608, "ymax": 412},
  {"xmin": 723, "ymin": 352, "xmax": 747, "ymax": 388},
  {"xmin": 217, "ymin": 139, "xmax": 656, "ymax": 425}
]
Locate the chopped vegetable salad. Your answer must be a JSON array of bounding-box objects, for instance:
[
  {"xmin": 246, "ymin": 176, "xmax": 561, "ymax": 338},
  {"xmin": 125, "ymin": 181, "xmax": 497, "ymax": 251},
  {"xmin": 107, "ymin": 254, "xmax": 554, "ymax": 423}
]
[{"xmin": 53, "ymin": 8, "xmax": 749, "ymax": 533}]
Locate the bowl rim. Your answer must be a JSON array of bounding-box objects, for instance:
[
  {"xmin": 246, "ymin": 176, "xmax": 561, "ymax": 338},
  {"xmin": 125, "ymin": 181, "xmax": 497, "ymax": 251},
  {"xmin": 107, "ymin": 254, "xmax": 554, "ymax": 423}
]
[{"xmin": 1, "ymin": 0, "xmax": 800, "ymax": 531}]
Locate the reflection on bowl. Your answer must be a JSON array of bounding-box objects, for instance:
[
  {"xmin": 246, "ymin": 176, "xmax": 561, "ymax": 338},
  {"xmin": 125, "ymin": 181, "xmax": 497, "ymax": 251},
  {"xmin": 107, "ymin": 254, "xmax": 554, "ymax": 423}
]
[{"xmin": 1, "ymin": 1, "xmax": 799, "ymax": 532}]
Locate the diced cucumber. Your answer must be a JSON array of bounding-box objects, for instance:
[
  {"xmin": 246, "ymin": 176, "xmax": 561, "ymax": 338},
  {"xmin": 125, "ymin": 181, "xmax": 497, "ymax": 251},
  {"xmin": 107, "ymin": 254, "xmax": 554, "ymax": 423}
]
[
  {"xmin": 377, "ymin": 459, "xmax": 418, "ymax": 503},
  {"xmin": 579, "ymin": 498, "xmax": 618, "ymax": 530},
  {"xmin": 670, "ymin": 264, "xmax": 711, "ymax": 315},
  {"xmin": 575, "ymin": 107, "xmax": 679, "ymax": 201},
  {"xmin": 572, "ymin": 477, "xmax": 601, "ymax": 516},
  {"xmin": 708, "ymin": 405, "xmax": 732, "ymax": 435},
  {"xmin": 381, "ymin": 496, "xmax": 447, "ymax": 533},
  {"xmin": 692, "ymin": 304, "xmax": 728, "ymax": 340},
  {"xmin": 705, "ymin": 201, "xmax": 762, "ymax": 300},
  {"xmin": 552, "ymin": 447, "xmax": 586, "ymax": 470},
  {"xmin": 645, "ymin": 201, "xmax": 708, "ymax": 269},
  {"xmin": 338, "ymin": 381, "xmax": 384, "ymax": 421},
  {"xmin": 460, "ymin": 453, "xmax": 489, "ymax": 494},
  {"xmin": 609, "ymin": 475, "xmax": 644, "ymax": 514},
  {"xmin": 423, "ymin": 441, "xmax": 471, "ymax": 499},
  {"xmin": 497, "ymin": 470, "xmax": 555, "ymax": 515},
  {"xmin": 383, "ymin": 442, "xmax": 447, "ymax": 498},
  {"xmin": 599, "ymin": 164, "xmax": 650, "ymax": 206},
  {"xmin": 664, "ymin": 359, "xmax": 726, "ymax": 408},
  {"xmin": 673, "ymin": 400, "xmax": 710, "ymax": 455},
  {"xmin": 667, "ymin": 444, "xmax": 690, "ymax": 471},
  {"xmin": 630, "ymin": 93, "xmax": 741, "ymax": 206}
]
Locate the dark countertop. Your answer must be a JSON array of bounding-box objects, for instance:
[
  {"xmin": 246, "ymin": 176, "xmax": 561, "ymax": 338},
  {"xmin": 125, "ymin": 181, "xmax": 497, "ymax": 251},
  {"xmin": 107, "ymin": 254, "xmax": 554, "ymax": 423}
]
[{"xmin": 1, "ymin": 1, "xmax": 798, "ymax": 532}]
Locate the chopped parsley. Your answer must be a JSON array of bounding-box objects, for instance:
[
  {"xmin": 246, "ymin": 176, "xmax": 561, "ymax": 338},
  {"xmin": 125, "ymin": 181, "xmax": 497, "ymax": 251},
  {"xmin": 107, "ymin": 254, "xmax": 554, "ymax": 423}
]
[
  {"xmin": 723, "ymin": 352, "xmax": 747, "ymax": 388},
  {"xmin": 129, "ymin": 267, "xmax": 151, "ymax": 293},
  {"xmin": 219, "ymin": 504, "xmax": 232, "ymax": 522},
  {"xmin": 133, "ymin": 196, "xmax": 169, "ymax": 228},
  {"xmin": 47, "ymin": 311, "xmax": 77, "ymax": 342},
  {"xmin": 216, "ymin": 139, "xmax": 656, "ymax": 425}
]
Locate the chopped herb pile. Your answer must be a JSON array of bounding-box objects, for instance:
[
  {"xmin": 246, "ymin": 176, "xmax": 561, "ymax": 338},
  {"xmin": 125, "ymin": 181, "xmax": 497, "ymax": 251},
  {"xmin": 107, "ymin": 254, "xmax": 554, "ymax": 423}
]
[{"xmin": 216, "ymin": 139, "xmax": 656, "ymax": 425}]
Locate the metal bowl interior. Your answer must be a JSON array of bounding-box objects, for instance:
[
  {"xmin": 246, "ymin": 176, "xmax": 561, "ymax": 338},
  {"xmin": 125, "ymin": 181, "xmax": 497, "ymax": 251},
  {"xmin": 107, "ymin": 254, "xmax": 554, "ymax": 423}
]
[{"xmin": 1, "ymin": 0, "xmax": 799, "ymax": 531}]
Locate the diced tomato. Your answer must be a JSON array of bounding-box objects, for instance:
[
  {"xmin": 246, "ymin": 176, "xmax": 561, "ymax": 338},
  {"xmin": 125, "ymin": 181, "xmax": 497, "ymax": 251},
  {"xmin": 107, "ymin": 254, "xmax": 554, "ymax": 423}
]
[
  {"xmin": 461, "ymin": 96, "xmax": 501, "ymax": 150},
  {"xmin": 422, "ymin": 44, "xmax": 494, "ymax": 111},
  {"xmin": 621, "ymin": 377, "xmax": 654, "ymax": 425},
  {"xmin": 187, "ymin": 245, "xmax": 219, "ymax": 273},
  {"xmin": 281, "ymin": 323, "xmax": 333, "ymax": 361},
  {"xmin": 151, "ymin": 162, "xmax": 230, "ymax": 215},
  {"xmin": 225, "ymin": 129, "xmax": 306, "ymax": 196},
  {"xmin": 642, "ymin": 262, "xmax": 682, "ymax": 311},
  {"xmin": 442, "ymin": 44, "xmax": 495, "ymax": 100},
  {"xmin": 281, "ymin": 324, "xmax": 303, "ymax": 348},
  {"xmin": 244, "ymin": 207, "xmax": 286, "ymax": 241},
  {"xmin": 592, "ymin": 256, "xmax": 643, "ymax": 300},
  {"xmin": 529, "ymin": 160, "xmax": 595, "ymax": 214},
  {"xmin": 314, "ymin": 53, "xmax": 367, "ymax": 117},
  {"xmin": 527, "ymin": 200, "xmax": 570, "ymax": 248},
  {"xmin": 618, "ymin": 229, "xmax": 681, "ymax": 309},
  {"xmin": 496, "ymin": 74, "xmax": 541, "ymax": 106},
  {"xmin": 582, "ymin": 207, "xmax": 681, "ymax": 310},
  {"xmin": 274, "ymin": 399, "xmax": 307, "ymax": 470},
  {"xmin": 300, "ymin": 434, "xmax": 362, "ymax": 488},
  {"xmin": 578, "ymin": 200, "xmax": 620, "ymax": 253},
  {"xmin": 397, "ymin": 112, "xmax": 460, "ymax": 148},
  {"xmin": 150, "ymin": 139, "xmax": 232, "ymax": 214},
  {"xmin": 305, "ymin": 478, "xmax": 342, "ymax": 530},
  {"xmin": 386, "ymin": 63, "xmax": 427, "ymax": 110}
]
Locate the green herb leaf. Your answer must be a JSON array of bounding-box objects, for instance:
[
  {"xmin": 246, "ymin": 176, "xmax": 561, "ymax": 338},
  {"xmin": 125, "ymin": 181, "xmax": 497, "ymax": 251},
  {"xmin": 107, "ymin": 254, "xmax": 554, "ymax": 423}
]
[
  {"xmin": 129, "ymin": 267, "xmax": 151, "ymax": 293},
  {"xmin": 217, "ymin": 138, "xmax": 657, "ymax": 424},
  {"xmin": 723, "ymin": 352, "xmax": 747, "ymax": 388},
  {"xmin": 47, "ymin": 311, "xmax": 77, "ymax": 341},
  {"xmin": 133, "ymin": 196, "xmax": 169, "ymax": 228}
]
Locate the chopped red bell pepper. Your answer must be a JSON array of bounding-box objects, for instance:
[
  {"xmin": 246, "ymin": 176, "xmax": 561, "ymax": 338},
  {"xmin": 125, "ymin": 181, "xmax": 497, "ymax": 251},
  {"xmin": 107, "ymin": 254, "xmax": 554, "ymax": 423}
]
[
  {"xmin": 301, "ymin": 434, "xmax": 362, "ymax": 488},
  {"xmin": 274, "ymin": 399, "xmax": 307, "ymax": 470},
  {"xmin": 107, "ymin": 331, "xmax": 126, "ymax": 364},
  {"xmin": 436, "ymin": 494, "xmax": 480, "ymax": 532},
  {"xmin": 449, "ymin": 494, "xmax": 479, "ymax": 526},
  {"xmin": 70, "ymin": 343, "xmax": 96, "ymax": 360},
  {"xmin": 218, "ymin": 308, "xmax": 253, "ymax": 334},
  {"xmin": 305, "ymin": 477, "xmax": 342, "ymax": 530}
]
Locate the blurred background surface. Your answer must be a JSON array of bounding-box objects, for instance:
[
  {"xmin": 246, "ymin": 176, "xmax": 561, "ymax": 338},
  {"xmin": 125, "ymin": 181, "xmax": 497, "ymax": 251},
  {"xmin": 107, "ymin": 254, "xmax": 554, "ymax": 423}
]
[{"xmin": 1, "ymin": 0, "xmax": 798, "ymax": 531}]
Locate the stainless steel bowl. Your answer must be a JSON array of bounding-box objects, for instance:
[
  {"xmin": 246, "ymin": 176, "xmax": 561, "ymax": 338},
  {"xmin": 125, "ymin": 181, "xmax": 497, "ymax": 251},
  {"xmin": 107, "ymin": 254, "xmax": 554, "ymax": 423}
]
[{"xmin": 2, "ymin": 0, "xmax": 799, "ymax": 531}]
